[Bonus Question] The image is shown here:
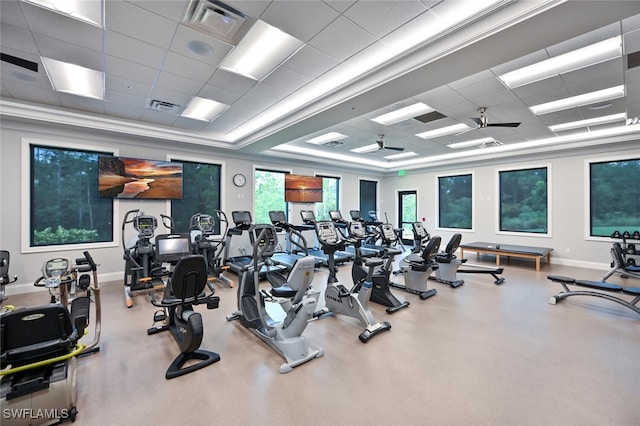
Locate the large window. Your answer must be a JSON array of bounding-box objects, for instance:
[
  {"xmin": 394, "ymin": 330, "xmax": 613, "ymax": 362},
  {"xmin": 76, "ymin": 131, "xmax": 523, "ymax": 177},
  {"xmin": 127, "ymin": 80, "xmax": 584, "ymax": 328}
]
[
  {"xmin": 359, "ymin": 179, "xmax": 378, "ymax": 219},
  {"xmin": 315, "ymin": 175, "xmax": 340, "ymax": 220},
  {"xmin": 26, "ymin": 141, "xmax": 114, "ymax": 250},
  {"xmin": 499, "ymin": 166, "xmax": 549, "ymax": 234},
  {"xmin": 438, "ymin": 174, "xmax": 472, "ymax": 230},
  {"xmin": 254, "ymin": 168, "xmax": 288, "ymax": 224},
  {"xmin": 170, "ymin": 159, "xmax": 222, "ymax": 233},
  {"xmin": 590, "ymin": 158, "xmax": 640, "ymax": 237}
]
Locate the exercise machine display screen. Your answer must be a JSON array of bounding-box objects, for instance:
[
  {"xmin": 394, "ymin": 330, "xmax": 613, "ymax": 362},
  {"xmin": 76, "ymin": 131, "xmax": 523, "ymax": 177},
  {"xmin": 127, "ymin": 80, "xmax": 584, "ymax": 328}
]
[
  {"xmin": 381, "ymin": 223, "xmax": 396, "ymax": 240},
  {"xmin": 269, "ymin": 210, "xmax": 286, "ymax": 224},
  {"xmin": 134, "ymin": 215, "xmax": 157, "ymax": 237},
  {"xmin": 316, "ymin": 222, "xmax": 338, "ymax": 244},
  {"xmin": 413, "ymin": 222, "xmax": 427, "ymax": 239},
  {"xmin": 156, "ymin": 236, "xmax": 191, "ymax": 263},
  {"xmin": 44, "ymin": 258, "xmax": 69, "ymax": 277},
  {"xmin": 350, "ymin": 222, "xmax": 366, "ymax": 238},
  {"xmin": 300, "ymin": 210, "xmax": 315, "ymax": 223},
  {"xmin": 232, "ymin": 211, "xmax": 252, "ymax": 226},
  {"xmin": 195, "ymin": 215, "xmax": 214, "ymax": 233}
]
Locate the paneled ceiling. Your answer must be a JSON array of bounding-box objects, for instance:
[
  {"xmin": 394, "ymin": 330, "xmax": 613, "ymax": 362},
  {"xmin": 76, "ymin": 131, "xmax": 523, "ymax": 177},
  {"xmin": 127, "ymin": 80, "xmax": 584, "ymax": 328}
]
[{"xmin": 2, "ymin": 0, "xmax": 640, "ymax": 173}]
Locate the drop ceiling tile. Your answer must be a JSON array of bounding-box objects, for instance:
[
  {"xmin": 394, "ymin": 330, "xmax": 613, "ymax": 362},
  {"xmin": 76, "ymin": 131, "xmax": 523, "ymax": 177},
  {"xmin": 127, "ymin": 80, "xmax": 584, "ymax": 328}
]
[
  {"xmin": 207, "ymin": 69, "xmax": 256, "ymax": 95},
  {"xmin": 259, "ymin": 1, "xmax": 339, "ymax": 42},
  {"xmin": 282, "ymin": 45, "xmax": 340, "ymax": 79},
  {"xmin": 0, "ymin": 0, "xmax": 30, "ymax": 29},
  {"xmin": 162, "ymin": 52, "xmax": 216, "ymax": 83},
  {"xmin": 125, "ymin": 0, "xmax": 188, "ymax": 22},
  {"xmin": 344, "ymin": 0, "xmax": 426, "ymax": 38},
  {"xmin": 106, "ymin": 74, "xmax": 152, "ymax": 98},
  {"xmin": 105, "ymin": 30, "xmax": 167, "ymax": 69},
  {"xmin": 308, "ymin": 16, "xmax": 376, "ymax": 61},
  {"xmin": 140, "ymin": 108, "xmax": 180, "ymax": 126},
  {"xmin": 1, "ymin": 77, "xmax": 60, "ymax": 105},
  {"xmin": 22, "ymin": 2, "xmax": 103, "ymax": 51},
  {"xmin": 34, "ymin": 33, "xmax": 103, "ymax": 70},
  {"xmin": 104, "ymin": 55, "xmax": 159, "ymax": 83},
  {"xmin": 1, "ymin": 24, "xmax": 38, "ymax": 54},
  {"xmin": 323, "ymin": 1, "xmax": 358, "ymax": 14},
  {"xmin": 225, "ymin": 0, "xmax": 270, "ymax": 19},
  {"xmin": 172, "ymin": 116, "xmax": 210, "ymax": 131},
  {"xmin": 103, "ymin": 99, "xmax": 145, "ymax": 121},
  {"xmin": 106, "ymin": 1, "xmax": 178, "ymax": 49},
  {"xmin": 58, "ymin": 93, "xmax": 104, "ymax": 114},
  {"xmin": 262, "ymin": 66, "xmax": 311, "ymax": 92},
  {"xmin": 169, "ymin": 25, "xmax": 233, "ymax": 66},
  {"xmin": 197, "ymin": 84, "xmax": 244, "ymax": 106},
  {"xmin": 149, "ymin": 84, "xmax": 195, "ymax": 107}
]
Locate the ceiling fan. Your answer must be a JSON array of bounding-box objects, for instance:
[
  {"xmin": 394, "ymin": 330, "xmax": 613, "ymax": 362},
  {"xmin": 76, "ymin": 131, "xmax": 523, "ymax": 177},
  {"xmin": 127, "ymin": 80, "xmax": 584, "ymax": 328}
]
[
  {"xmin": 471, "ymin": 107, "xmax": 521, "ymax": 129},
  {"xmin": 376, "ymin": 134, "xmax": 405, "ymax": 152}
]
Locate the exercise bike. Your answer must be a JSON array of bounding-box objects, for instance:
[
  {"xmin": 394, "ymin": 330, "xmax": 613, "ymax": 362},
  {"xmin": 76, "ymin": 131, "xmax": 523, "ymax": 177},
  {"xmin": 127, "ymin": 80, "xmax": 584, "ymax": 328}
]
[
  {"xmin": 122, "ymin": 209, "xmax": 172, "ymax": 308},
  {"xmin": 1, "ymin": 252, "xmax": 100, "ymax": 424},
  {"xmin": 189, "ymin": 210, "xmax": 232, "ymax": 288},
  {"xmin": 227, "ymin": 224, "xmax": 324, "ymax": 374},
  {"xmin": 314, "ymin": 221, "xmax": 391, "ymax": 343},
  {"xmin": 0, "ymin": 250, "xmax": 18, "ymax": 303},
  {"xmin": 349, "ymin": 221, "xmax": 410, "ymax": 313},
  {"xmin": 147, "ymin": 234, "xmax": 221, "ymax": 379}
]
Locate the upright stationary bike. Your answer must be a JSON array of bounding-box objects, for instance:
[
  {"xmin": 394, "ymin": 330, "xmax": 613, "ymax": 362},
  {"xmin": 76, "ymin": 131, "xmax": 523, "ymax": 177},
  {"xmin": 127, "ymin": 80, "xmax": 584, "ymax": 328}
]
[
  {"xmin": 147, "ymin": 234, "xmax": 221, "ymax": 379},
  {"xmin": 227, "ymin": 224, "xmax": 324, "ymax": 373},
  {"xmin": 314, "ymin": 221, "xmax": 391, "ymax": 342},
  {"xmin": 349, "ymin": 221, "xmax": 410, "ymax": 314}
]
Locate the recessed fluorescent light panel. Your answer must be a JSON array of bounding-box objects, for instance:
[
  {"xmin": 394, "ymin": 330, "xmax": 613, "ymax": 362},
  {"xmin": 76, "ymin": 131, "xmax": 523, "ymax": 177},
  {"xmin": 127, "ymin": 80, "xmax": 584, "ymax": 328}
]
[
  {"xmin": 499, "ymin": 36, "xmax": 622, "ymax": 88},
  {"xmin": 23, "ymin": 0, "xmax": 104, "ymax": 27},
  {"xmin": 350, "ymin": 144, "xmax": 379, "ymax": 154},
  {"xmin": 181, "ymin": 97, "xmax": 228, "ymax": 121},
  {"xmin": 530, "ymin": 85, "xmax": 625, "ymax": 115},
  {"xmin": 384, "ymin": 151, "xmax": 418, "ymax": 160},
  {"xmin": 371, "ymin": 102, "xmax": 434, "ymax": 125},
  {"xmin": 220, "ymin": 20, "xmax": 303, "ymax": 81},
  {"xmin": 416, "ymin": 123, "xmax": 471, "ymax": 139},
  {"xmin": 41, "ymin": 57, "xmax": 104, "ymax": 99},
  {"xmin": 447, "ymin": 137, "xmax": 496, "ymax": 149},
  {"xmin": 549, "ymin": 113, "xmax": 627, "ymax": 132},
  {"xmin": 306, "ymin": 132, "xmax": 348, "ymax": 145}
]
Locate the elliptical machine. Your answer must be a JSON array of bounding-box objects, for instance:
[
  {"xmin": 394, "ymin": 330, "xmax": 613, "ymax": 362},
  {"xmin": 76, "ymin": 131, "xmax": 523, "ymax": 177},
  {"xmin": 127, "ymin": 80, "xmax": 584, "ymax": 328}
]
[
  {"xmin": 0, "ymin": 250, "xmax": 18, "ymax": 303},
  {"xmin": 349, "ymin": 221, "xmax": 410, "ymax": 314},
  {"xmin": 147, "ymin": 234, "xmax": 221, "ymax": 379},
  {"xmin": 189, "ymin": 210, "xmax": 232, "ymax": 288},
  {"xmin": 314, "ymin": 221, "xmax": 391, "ymax": 343},
  {"xmin": 122, "ymin": 209, "xmax": 172, "ymax": 307},
  {"xmin": 227, "ymin": 224, "xmax": 324, "ymax": 373}
]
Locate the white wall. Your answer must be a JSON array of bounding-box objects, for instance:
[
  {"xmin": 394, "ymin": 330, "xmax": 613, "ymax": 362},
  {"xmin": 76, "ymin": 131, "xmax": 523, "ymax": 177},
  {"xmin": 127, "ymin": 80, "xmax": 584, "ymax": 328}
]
[
  {"xmin": 0, "ymin": 119, "xmax": 380, "ymax": 294},
  {"xmin": 380, "ymin": 142, "xmax": 640, "ymax": 268}
]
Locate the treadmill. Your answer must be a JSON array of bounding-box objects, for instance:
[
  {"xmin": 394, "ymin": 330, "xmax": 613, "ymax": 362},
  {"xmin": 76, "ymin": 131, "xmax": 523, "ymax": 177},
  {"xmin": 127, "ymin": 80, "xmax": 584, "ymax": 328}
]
[
  {"xmin": 223, "ymin": 210, "xmax": 287, "ymax": 276},
  {"xmin": 300, "ymin": 210, "xmax": 353, "ymax": 266},
  {"xmin": 269, "ymin": 210, "xmax": 322, "ymax": 269}
]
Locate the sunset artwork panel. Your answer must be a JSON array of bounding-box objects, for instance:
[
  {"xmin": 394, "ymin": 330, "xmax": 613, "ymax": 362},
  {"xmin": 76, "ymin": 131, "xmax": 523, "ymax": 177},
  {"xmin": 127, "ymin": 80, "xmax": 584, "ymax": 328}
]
[
  {"xmin": 98, "ymin": 156, "xmax": 183, "ymax": 199},
  {"xmin": 284, "ymin": 174, "xmax": 323, "ymax": 203}
]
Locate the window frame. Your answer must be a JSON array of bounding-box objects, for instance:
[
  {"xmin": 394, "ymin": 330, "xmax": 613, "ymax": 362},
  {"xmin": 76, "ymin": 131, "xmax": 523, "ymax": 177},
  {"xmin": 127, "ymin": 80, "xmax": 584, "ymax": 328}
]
[
  {"xmin": 315, "ymin": 174, "xmax": 341, "ymax": 221},
  {"xmin": 495, "ymin": 163, "xmax": 552, "ymax": 237},
  {"xmin": 21, "ymin": 138, "xmax": 119, "ymax": 253},
  {"xmin": 584, "ymin": 154, "xmax": 640, "ymax": 241},
  {"xmin": 436, "ymin": 171, "xmax": 474, "ymax": 232},
  {"xmin": 253, "ymin": 166, "xmax": 291, "ymax": 224},
  {"xmin": 167, "ymin": 154, "xmax": 225, "ymax": 235}
]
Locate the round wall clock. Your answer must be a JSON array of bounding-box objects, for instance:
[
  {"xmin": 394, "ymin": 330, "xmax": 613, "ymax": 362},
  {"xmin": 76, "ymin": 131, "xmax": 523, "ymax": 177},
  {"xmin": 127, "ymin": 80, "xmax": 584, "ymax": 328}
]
[{"xmin": 233, "ymin": 173, "xmax": 246, "ymax": 187}]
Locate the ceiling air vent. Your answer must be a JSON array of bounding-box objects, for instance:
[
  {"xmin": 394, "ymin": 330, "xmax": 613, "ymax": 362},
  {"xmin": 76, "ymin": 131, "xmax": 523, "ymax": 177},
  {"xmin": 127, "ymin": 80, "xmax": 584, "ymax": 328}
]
[
  {"xmin": 324, "ymin": 140, "xmax": 344, "ymax": 147},
  {"xmin": 183, "ymin": 0, "xmax": 252, "ymax": 45},
  {"xmin": 147, "ymin": 99, "xmax": 182, "ymax": 115},
  {"xmin": 414, "ymin": 111, "xmax": 446, "ymax": 124},
  {"xmin": 627, "ymin": 51, "xmax": 640, "ymax": 69}
]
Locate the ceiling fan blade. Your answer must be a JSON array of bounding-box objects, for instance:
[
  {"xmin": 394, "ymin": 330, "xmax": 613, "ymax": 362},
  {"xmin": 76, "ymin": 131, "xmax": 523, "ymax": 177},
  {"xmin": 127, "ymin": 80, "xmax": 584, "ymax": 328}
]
[
  {"xmin": 487, "ymin": 122, "xmax": 520, "ymax": 127},
  {"xmin": 385, "ymin": 146, "xmax": 405, "ymax": 151}
]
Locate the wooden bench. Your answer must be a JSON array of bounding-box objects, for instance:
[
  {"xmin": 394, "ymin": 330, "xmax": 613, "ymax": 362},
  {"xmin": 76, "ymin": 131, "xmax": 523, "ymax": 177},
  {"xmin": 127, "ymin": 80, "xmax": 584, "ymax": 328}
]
[{"xmin": 459, "ymin": 242, "xmax": 553, "ymax": 271}]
